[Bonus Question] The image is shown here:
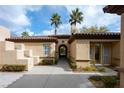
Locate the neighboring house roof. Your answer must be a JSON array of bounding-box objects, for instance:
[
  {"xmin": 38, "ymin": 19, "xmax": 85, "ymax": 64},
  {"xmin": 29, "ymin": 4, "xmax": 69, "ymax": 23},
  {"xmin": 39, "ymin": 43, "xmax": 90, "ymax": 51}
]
[
  {"xmin": 6, "ymin": 36, "xmax": 58, "ymax": 43},
  {"xmin": 68, "ymin": 32, "xmax": 120, "ymax": 44},
  {"xmin": 103, "ymin": 5, "xmax": 124, "ymax": 15}
]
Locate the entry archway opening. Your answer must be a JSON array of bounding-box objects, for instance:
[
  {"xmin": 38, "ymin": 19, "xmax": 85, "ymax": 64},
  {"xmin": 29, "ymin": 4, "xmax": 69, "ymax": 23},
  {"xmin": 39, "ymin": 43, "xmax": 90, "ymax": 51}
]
[{"xmin": 59, "ymin": 45, "xmax": 67, "ymax": 58}]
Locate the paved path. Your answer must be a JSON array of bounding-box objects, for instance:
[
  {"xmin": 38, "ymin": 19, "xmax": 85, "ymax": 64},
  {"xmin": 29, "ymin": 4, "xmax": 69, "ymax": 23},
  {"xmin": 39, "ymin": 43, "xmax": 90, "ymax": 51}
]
[{"xmin": 7, "ymin": 58, "xmax": 95, "ymax": 88}]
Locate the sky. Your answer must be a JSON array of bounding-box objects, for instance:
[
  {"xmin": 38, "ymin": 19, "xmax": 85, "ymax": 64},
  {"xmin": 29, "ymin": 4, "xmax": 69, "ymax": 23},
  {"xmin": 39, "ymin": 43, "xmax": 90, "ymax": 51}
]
[{"xmin": 0, "ymin": 5, "xmax": 121, "ymax": 36}]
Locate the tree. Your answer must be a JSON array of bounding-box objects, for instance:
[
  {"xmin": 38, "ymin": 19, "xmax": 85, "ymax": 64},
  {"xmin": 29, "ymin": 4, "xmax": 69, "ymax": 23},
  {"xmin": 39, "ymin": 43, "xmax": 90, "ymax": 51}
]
[
  {"xmin": 99, "ymin": 26, "xmax": 109, "ymax": 32},
  {"xmin": 80, "ymin": 26, "xmax": 108, "ymax": 33},
  {"xmin": 50, "ymin": 13, "xmax": 62, "ymax": 35},
  {"xmin": 69, "ymin": 8, "xmax": 83, "ymax": 34},
  {"xmin": 21, "ymin": 31, "xmax": 29, "ymax": 37}
]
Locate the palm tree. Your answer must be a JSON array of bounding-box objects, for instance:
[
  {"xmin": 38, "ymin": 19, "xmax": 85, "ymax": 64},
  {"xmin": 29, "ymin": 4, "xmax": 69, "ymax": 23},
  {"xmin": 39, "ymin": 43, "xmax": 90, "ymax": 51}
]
[
  {"xmin": 69, "ymin": 8, "xmax": 83, "ymax": 34},
  {"xmin": 50, "ymin": 13, "xmax": 62, "ymax": 35},
  {"xmin": 21, "ymin": 31, "xmax": 29, "ymax": 37}
]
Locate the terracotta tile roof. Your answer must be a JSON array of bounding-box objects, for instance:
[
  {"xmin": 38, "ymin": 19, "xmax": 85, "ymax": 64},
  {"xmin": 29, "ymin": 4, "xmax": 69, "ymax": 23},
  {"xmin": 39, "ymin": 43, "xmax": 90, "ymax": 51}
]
[
  {"xmin": 6, "ymin": 35, "xmax": 70, "ymax": 43},
  {"xmin": 6, "ymin": 32, "xmax": 120, "ymax": 44},
  {"xmin": 49, "ymin": 35, "xmax": 71, "ymax": 39},
  {"xmin": 103, "ymin": 5, "xmax": 124, "ymax": 15},
  {"xmin": 30, "ymin": 35, "xmax": 71, "ymax": 39},
  {"xmin": 6, "ymin": 36, "xmax": 58, "ymax": 43},
  {"xmin": 68, "ymin": 32, "xmax": 120, "ymax": 44}
]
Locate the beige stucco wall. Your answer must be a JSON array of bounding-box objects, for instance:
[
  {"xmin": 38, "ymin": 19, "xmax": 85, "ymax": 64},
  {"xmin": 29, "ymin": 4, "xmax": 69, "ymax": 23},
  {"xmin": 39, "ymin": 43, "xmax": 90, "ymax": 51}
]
[
  {"xmin": 76, "ymin": 40, "xmax": 90, "ymax": 68},
  {"xmin": 15, "ymin": 42, "xmax": 56, "ymax": 62},
  {"xmin": 70, "ymin": 40, "xmax": 76, "ymax": 62},
  {"xmin": 120, "ymin": 13, "xmax": 124, "ymax": 87},
  {"xmin": 0, "ymin": 41, "xmax": 15, "ymax": 65},
  {"xmin": 0, "ymin": 42, "xmax": 4, "ymax": 66},
  {"xmin": 0, "ymin": 41, "xmax": 25, "ymax": 65},
  {"xmin": 0, "ymin": 27, "xmax": 10, "ymax": 67},
  {"xmin": 69, "ymin": 40, "xmax": 90, "ymax": 68},
  {"xmin": 0, "ymin": 41, "xmax": 34, "ymax": 70},
  {"xmin": 0, "ymin": 27, "xmax": 10, "ymax": 41},
  {"xmin": 76, "ymin": 40, "xmax": 90, "ymax": 60},
  {"xmin": 111, "ymin": 42, "xmax": 120, "ymax": 66}
]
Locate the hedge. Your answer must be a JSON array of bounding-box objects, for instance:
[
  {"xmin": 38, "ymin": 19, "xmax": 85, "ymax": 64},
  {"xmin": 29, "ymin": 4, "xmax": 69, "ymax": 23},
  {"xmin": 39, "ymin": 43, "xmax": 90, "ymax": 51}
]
[
  {"xmin": 39, "ymin": 60, "xmax": 57, "ymax": 65},
  {"xmin": 1, "ymin": 64, "xmax": 26, "ymax": 72}
]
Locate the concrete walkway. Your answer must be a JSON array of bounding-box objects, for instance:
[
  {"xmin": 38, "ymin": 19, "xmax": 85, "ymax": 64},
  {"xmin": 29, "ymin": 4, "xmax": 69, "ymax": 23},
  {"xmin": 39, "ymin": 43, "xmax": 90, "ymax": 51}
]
[{"xmin": 7, "ymin": 58, "xmax": 95, "ymax": 88}]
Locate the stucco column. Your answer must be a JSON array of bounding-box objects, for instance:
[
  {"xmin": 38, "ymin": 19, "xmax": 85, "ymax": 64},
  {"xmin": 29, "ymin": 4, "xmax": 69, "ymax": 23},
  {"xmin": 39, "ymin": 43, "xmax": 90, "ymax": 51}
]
[
  {"xmin": 76, "ymin": 40, "xmax": 90, "ymax": 68},
  {"xmin": 120, "ymin": 13, "xmax": 124, "ymax": 87}
]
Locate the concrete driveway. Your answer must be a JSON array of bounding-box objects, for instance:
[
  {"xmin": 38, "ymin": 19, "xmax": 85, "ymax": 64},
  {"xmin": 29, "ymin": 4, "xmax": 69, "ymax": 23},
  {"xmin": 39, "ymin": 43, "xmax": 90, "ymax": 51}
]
[
  {"xmin": 7, "ymin": 58, "xmax": 117, "ymax": 88},
  {"xmin": 7, "ymin": 58, "xmax": 94, "ymax": 88}
]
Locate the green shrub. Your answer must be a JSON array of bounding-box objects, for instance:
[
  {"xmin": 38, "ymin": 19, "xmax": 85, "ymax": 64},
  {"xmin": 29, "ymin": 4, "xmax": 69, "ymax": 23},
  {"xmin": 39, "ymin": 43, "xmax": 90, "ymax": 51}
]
[
  {"xmin": 70, "ymin": 62, "xmax": 77, "ymax": 69},
  {"xmin": 83, "ymin": 66, "xmax": 97, "ymax": 71},
  {"xmin": 101, "ymin": 76, "xmax": 117, "ymax": 88},
  {"xmin": 89, "ymin": 76, "xmax": 118, "ymax": 88},
  {"xmin": 97, "ymin": 67, "xmax": 106, "ymax": 72},
  {"xmin": 68, "ymin": 59, "xmax": 77, "ymax": 69},
  {"xmin": 39, "ymin": 60, "xmax": 56, "ymax": 65},
  {"xmin": 90, "ymin": 60, "xmax": 96, "ymax": 66},
  {"xmin": 55, "ymin": 60, "xmax": 58, "ymax": 64},
  {"xmin": 89, "ymin": 76, "xmax": 102, "ymax": 81},
  {"xmin": 1, "ymin": 64, "xmax": 26, "ymax": 72}
]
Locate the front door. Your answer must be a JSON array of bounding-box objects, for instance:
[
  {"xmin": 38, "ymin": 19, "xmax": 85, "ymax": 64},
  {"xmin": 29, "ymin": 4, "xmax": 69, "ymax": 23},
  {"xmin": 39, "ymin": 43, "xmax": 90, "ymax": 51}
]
[{"xmin": 95, "ymin": 44, "xmax": 101, "ymax": 64}]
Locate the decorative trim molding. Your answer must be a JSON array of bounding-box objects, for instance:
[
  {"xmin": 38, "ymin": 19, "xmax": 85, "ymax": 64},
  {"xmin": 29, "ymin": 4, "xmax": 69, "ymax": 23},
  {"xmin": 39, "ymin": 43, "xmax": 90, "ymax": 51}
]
[
  {"xmin": 39, "ymin": 57, "xmax": 55, "ymax": 59},
  {"xmin": 76, "ymin": 60, "xmax": 90, "ymax": 62}
]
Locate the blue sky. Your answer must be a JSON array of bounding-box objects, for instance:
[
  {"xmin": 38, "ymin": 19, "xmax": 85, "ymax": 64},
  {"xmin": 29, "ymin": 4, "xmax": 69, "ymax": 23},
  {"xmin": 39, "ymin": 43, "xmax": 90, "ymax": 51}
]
[{"xmin": 0, "ymin": 5, "xmax": 121, "ymax": 36}]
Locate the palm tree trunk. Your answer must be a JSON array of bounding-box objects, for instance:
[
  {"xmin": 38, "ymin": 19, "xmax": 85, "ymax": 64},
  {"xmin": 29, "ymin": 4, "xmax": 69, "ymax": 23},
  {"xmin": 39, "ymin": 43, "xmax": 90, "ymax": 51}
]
[
  {"xmin": 55, "ymin": 27, "xmax": 57, "ymax": 35},
  {"xmin": 71, "ymin": 23, "xmax": 77, "ymax": 35}
]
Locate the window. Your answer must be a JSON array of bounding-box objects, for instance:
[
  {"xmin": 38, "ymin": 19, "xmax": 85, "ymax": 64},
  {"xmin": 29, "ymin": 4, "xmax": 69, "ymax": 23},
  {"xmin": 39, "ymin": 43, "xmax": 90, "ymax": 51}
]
[
  {"xmin": 90, "ymin": 44, "xmax": 94, "ymax": 60},
  {"xmin": 43, "ymin": 44, "xmax": 50, "ymax": 57}
]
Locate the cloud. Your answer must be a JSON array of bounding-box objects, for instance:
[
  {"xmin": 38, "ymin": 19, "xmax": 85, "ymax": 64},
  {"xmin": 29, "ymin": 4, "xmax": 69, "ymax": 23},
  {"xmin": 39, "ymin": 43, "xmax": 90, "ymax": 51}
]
[
  {"xmin": 0, "ymin": 5, "xmax": 42, "ymax": 36},
  {"xmin": 25, "ymin": 29, "xmax": 34, "ymax": 36},
  {"xmin": 57, "ymin": 23, "xmax": 71, "ymax": 34},
  {"xmin": 65, "ymin": 5, "xmax": 120, "ymax": 31},
  {"xmin": 0, "ymin": 5, "xmax": 120, "ymax": 37},
  {"xmin": 38, "ymin": 5, "xmax": 121, "ymax": 36},
  {"xmin": 36, "ymin": 23, "xmax": 71, "ymax": 36}
]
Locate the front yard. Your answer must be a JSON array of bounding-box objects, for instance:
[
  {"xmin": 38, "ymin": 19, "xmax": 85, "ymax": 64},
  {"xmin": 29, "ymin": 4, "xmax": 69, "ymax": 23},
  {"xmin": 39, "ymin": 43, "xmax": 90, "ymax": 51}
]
[{"xmin": 0, "ymin": 59, "xmax": 119, "ymax": 88}]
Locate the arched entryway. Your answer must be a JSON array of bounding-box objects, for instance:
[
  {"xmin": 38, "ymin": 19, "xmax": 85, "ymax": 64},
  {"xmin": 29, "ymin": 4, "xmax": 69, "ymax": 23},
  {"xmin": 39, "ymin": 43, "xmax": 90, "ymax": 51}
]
[{"xmin": 59, "ymin": 44, "xmax": 67, "ymax": 58}]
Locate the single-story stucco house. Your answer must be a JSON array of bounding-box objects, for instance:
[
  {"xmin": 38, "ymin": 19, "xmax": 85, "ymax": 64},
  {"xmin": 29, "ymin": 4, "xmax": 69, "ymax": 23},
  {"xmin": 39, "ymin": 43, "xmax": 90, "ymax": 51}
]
[{"xmin": 0, "ymin": 26, "xmax": 120, "ymax": 70}]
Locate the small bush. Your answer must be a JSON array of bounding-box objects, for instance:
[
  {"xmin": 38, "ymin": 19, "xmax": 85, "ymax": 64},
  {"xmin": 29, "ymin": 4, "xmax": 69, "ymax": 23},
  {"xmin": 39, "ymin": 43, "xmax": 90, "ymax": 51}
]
[
  {"xmin": 101, "ymin": 76, "xmax": 117, "ymax": 88},
  {"xmin": 89, "ymin": 76, "xmax": 102, "ymax": 81},
  {"xmin": 97, "ymin": 67, "xmax": 106, "ymax": 72},
  {"xmin": 89, "ymin": 76, "xmax": 118, "ymax": 88},
  {"xmin": 68, "ymin": 59, "xmax": 77, "ymax": 70},
  {"xmin": 70, "ymin": 62, "xmax": 77, "ymax": 69},
  {"xmin": 83, "ymin": 66, "xmax": 97, "ymax": 71},
  {"xmin": 1, "ymin": 64, "xmax": 26, "ymax": 72},
  {"xmin": 55, "ymin": 60, "xmax": 58, "ymax": 64},
  {"xmin": 39, "ymin": 60, "xmax": 56, "ymax": 65}
]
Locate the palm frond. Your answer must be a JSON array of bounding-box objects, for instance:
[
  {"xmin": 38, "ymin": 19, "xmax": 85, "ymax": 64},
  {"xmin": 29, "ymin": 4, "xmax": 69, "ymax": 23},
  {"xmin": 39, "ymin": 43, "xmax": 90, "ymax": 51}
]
[{"xmin": 69, "ymin": 8, "xmax": 83, "ymax": 25}]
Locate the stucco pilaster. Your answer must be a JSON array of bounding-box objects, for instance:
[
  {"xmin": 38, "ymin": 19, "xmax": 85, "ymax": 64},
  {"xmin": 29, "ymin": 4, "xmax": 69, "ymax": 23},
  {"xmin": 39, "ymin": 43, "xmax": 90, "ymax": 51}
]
[
  {"xmin": 76, "ymin": 40, "xmax": 90, "ymax": 68},
  {"xmin": 120, "ymin": 13, "xmax": 124, "ymax": 87}
]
